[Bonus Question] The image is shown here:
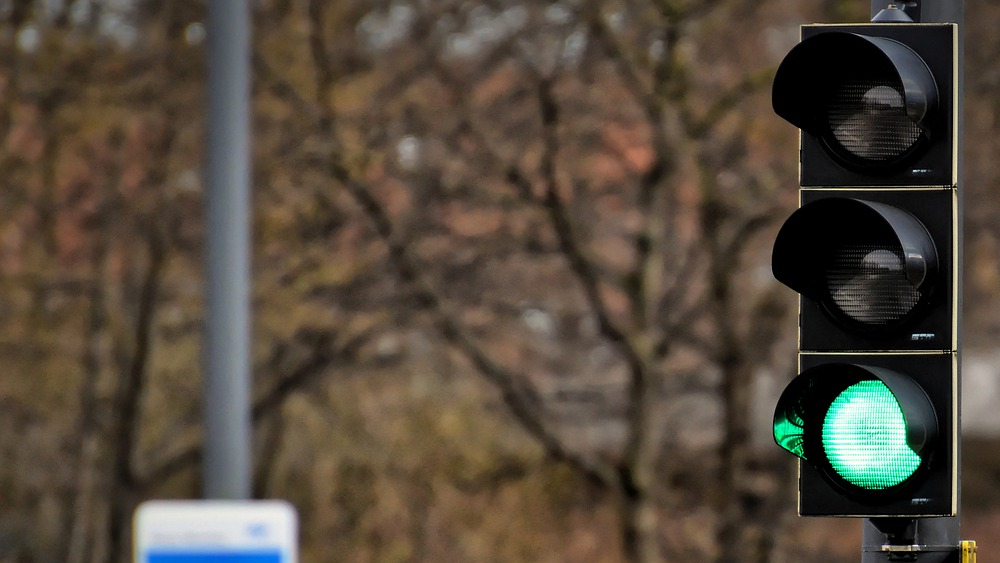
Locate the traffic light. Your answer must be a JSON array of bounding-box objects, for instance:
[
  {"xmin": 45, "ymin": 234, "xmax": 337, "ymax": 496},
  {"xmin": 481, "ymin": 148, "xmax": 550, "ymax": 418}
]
[{"xmin": 769, "ymin": 22, "xmax": 959, "ymax": 517}]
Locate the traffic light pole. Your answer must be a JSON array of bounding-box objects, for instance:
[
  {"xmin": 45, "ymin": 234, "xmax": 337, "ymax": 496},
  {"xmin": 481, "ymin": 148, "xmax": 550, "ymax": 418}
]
[
  {"xmin": 862, "ymin": 518, "xmax": 960, "ymax": 562},
  {"xmin": 869, "ymin": 0, "xmax": 963, "ymax": 26},
  {"xmin": 861, "ymin": 1, "xmax": 964, "ymax": 562}
]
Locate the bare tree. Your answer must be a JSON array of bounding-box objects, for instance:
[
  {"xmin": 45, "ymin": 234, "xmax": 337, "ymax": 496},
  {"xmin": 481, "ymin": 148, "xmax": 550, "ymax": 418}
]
[
  {"xmin": 252, "ymin": 1, "xmax": 796, "ymax": 562},
  {"xmin": 0, "ymin": 1, "xmax": 916, "ymax": 562}
]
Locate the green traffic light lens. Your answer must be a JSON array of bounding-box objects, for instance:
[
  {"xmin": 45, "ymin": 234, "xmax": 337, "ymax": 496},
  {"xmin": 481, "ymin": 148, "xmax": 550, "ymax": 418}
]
[{"xmin": 822, "ymin": 379, "xmax": 921, "ymax": 490}]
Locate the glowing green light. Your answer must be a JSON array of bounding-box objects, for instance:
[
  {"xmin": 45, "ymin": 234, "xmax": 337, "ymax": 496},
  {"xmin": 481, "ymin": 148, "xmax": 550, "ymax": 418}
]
[
  {"xmin": 822, "ymin": 379, "xmax": 921, "ymax": 490},
  {"xmin": 774, "ymin": 410, "xmax": 806, "ymax": 459}
]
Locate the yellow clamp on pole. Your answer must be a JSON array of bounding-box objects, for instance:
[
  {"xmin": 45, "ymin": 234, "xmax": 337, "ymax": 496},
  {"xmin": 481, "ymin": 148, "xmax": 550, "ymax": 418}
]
[{"xmin": 961, "ymin": 540, "xmax": 977, "ymax": 563}]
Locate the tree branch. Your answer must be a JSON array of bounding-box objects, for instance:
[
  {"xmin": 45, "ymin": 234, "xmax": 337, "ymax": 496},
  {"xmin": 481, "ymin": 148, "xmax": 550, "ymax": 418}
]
[
  {"xmin": 330, "ymin": 158, "xmax": 615, "ymax": 487},
  {"xmin": 252, "ymin": 20, "xmax": 618, "ymax": 489},
  {"xmin": 535, "ymin": 79, "xmax": 646, "ymax": 373},
  {"xmin": 137, "ymin": 326, "xmax": 371, "ymax": 489},
  {"xmin": 686, "ymin": 67, "xmax": 775, "ymax": 139}
]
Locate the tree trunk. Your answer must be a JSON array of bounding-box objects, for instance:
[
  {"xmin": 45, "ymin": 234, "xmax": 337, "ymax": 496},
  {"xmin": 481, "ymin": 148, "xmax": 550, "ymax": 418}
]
[
  {"xmin": 621, "ymin": 480, "xmax": 660, "ymax": 563},
  {"xmin": 620, "ymin": 363, "xmax": 664, "ymax": 563}
]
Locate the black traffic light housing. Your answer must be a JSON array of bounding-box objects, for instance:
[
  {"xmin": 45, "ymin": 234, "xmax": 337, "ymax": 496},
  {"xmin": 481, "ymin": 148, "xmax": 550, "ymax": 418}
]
[
  {"xmin": 773, "ymin": 25, "xmax": 956, "ymax": 187},
  {"xmin": 774, "ymin": 354, "xmax": 955, "ymax": 517},
  {"xmin": 772, "ymin": 189, "xmax": 954, "ymax": 352},
  {"xmin": 769, "ymin": 22, "xmax": 958, "ymax": 519}
]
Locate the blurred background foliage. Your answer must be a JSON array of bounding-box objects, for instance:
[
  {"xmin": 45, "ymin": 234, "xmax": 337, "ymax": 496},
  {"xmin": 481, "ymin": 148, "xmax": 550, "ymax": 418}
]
[{"xmin": 2, "ymin": 1, "xmax": 1000, "ymax": 563}]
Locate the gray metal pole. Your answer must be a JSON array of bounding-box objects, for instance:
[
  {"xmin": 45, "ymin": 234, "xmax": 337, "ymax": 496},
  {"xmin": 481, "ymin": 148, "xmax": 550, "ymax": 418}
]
[{"xmin": 203, "ymin": 0, "xmax": 252, "ymax": 500}]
